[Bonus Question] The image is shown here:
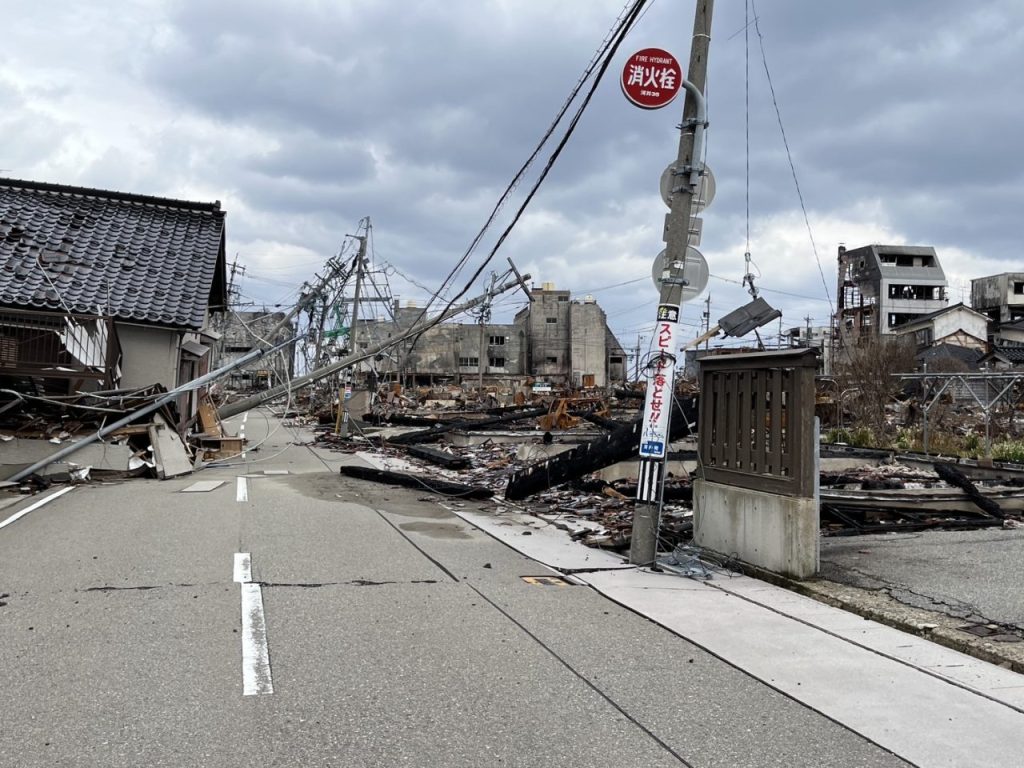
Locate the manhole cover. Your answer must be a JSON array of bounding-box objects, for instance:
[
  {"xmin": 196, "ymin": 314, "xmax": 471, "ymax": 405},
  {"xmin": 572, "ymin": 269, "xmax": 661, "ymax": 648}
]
[{"xmin": 521, "ymin": 575, "xmax": 571, "ymax": 587}]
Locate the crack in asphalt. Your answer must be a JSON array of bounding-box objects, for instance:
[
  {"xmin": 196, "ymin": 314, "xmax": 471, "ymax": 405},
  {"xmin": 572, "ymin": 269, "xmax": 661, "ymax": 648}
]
[
  {"xmin": 825, "ymin": 561, "xmax": 999, "ymax": 626},
  {"xmin": 258, "ymin": 579, "xmax": 440, "ymax": 588},
  {"xmin": 82, "ymin": 583, "xmax": 199, "ymax": 592}
]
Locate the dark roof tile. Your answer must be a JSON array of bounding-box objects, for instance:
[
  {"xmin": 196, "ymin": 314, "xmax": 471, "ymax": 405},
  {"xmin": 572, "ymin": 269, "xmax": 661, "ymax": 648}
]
[{"xmin": 0, "ymin": 177, "xmax": 226, "ymax": 328}]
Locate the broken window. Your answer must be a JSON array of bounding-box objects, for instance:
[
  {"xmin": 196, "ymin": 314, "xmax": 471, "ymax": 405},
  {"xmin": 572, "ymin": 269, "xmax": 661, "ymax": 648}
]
[
  {"xmin": 1014, "ymin": 282, "xmax": 1024, "ymax": 295},
  {"xmin": 557, "ymin": 296, "xmax": 569, "ymax": 302},
  {"xmin": 545, "ymin": 317, "xmax": 558, "ymax": 324},
  {"xmin": 545, "ymin": 356, "xmax": 558, "ymax": 364},
  {"xmin": 488, "ymin": 356, "xmax": 506, "ymax": 368},
  {"xmin": 458, "ymin": 356, "xmax": 479, "ymax": 367},
  {"xmin": 489, "ymin": 335, "xmax": 505, "ymax": 345},
  {"xmin": 610, "ymin": 356, "xmax": 623, "ymax": 364}
]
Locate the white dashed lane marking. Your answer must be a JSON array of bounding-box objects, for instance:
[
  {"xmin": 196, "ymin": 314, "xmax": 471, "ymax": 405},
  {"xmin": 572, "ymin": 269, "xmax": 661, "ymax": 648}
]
[{"xmin": 234, "ymin": 552, "xmax": 273, "ymax": 696}]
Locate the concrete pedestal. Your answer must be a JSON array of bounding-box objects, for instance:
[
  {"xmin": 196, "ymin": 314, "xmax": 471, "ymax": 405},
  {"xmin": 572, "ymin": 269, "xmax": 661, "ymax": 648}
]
[{"xmin": 693, "ymin": 478, "xmax": 819, "ymax": 579}]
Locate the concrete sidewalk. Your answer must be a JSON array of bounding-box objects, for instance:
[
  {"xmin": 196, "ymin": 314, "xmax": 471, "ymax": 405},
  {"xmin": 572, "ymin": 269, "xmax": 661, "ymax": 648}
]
[{"xmin": 449, "ymin": 505, "xmax": 1024, "ymax": 768}]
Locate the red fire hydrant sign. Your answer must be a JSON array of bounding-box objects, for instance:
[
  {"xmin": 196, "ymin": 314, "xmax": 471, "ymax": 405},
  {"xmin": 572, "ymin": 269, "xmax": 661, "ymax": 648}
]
[{"xmin": 621, "ymin": 48, "xmax": 682, "ymax": 110}]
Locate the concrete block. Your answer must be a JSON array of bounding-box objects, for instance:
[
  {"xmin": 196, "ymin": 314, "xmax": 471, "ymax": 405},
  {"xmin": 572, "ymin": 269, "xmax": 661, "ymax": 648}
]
[{"xmin": 693, "ymin": 478, "xmax": 819, "ymax": 579}]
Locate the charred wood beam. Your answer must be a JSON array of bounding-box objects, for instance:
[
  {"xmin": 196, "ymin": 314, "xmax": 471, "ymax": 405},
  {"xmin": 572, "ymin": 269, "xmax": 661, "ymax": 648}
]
[
  {"xmin": 401, "ymin": 444, "xmax": 470, "ymax": 470},
  {"xmin": 505, "ymin": 397, "xmax": 698, "ymax": 500},
  {"xmin": 934, "ymin": 462, "xmax": 1006, "ymax": 519},
  {"xmin": 339, "ymin": 465, "xmax": 492, "ymax": 499},
  {"xmin": 579, "ymin": 410, "xmax": 629, "ymax": 431},
  {"xmin": 386, "ymin": 407, "xmax": 548, "ymax": 445},
  {"xmin": 613, "ymin": 388, "xmax": 644, "ymax": 399}
]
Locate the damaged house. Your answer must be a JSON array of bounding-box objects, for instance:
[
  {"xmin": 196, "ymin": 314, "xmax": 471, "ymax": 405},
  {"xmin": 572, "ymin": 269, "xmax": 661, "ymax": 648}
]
[{"xmin": 0, "ymin": 177, "xmax": 227, "ymax": 425}]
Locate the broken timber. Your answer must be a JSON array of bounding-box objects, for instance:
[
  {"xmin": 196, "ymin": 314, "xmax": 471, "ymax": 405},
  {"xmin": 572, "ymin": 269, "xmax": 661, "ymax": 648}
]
[
  {"xmin": 386, "ymin": 407, "xmax": 548, "ymax": 445},
  {"xmin": 505, "ymin": 397, "xmax": 698, "ymax": 500},
  {"xmin": 339, "ymin": 465, "xmax": 492, "ymax": 499}
]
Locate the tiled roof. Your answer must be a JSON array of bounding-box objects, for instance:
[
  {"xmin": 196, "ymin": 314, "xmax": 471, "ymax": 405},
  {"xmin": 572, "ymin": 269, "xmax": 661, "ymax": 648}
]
[
  {"xmin": 916, "ymin": 342, "xmax": 983, "ymax": 369},
  {"xmin": 992, "ymin": 345, "xmax": 1024, "ymax": 364},
  {"xmin": 0, "ymin": 177, "xmax": 227, "ymax": 329}
]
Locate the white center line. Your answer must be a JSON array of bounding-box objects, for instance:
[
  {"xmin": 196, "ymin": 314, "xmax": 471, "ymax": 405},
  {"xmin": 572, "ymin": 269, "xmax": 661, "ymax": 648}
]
[
  {"xmin": 236, "ymin": 477, "xmax": 248, "ymax": 502},
  {"xmin": 0, "ymin": 486, "xmax": 75, "ymax": 530},
  {"xmin": 243, "ymin": 412, "xmax": 249, "ymax": 424},
  {"xmin": 234, "ymin": 552, "xmax": 273, "ymax": 696}
]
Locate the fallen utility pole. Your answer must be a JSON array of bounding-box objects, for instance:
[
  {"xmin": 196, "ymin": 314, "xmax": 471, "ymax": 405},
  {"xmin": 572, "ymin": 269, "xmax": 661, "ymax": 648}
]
[
  {"xmin": 631, "ymin": 0, "xmax": 714, "ymax": 566},
  {"xmin": 8, "ymin": 341, "xmax": 290, "ymax": 484},
  {"xmin": 339, "ymin": 465, "xmax": 493, "ymax": 499},
  {"xmin": 218, "ymin": 273, "xmax": 529, "ymax": 419}
]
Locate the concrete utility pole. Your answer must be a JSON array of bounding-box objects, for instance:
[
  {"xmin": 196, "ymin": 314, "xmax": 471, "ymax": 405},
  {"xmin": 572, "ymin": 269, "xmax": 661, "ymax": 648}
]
[
  {"xmin": 634, "ymin": 335, "xmax": 643, "ymax": 383},
  {"xmin": 631, "ymin": 0, "xmax": 714, "ymax": 566},
  {"xmin": 218, "ymin": 272, "xmax": 529, "ymax": 419}
]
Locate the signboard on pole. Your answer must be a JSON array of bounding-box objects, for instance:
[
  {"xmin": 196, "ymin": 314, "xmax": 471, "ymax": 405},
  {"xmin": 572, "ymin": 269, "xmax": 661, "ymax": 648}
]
[
  {"xmin": 639, "ymin": 304, "xmax": 680, "ymax": 458},
  {"xmin": 621, "ymin": 48, "xmax": 682, "ymax": 110}
]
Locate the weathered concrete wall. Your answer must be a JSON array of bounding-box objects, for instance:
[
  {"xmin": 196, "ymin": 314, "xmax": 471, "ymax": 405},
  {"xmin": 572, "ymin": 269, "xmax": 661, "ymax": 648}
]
[
  {"xmin": 116, "ymin": 322, "xmax": 180, "ymax": 388},
  {"xmin": 528, "ymin": 289, "xmax": 572, "ymax": 382},
  {"xmin": 569, "ymin": 301, "xmax": 607, "ymax": 386},
  {"xmin": 693, "ymin": 479, "xmax": 819, "ymax": 579},
  {"xmin": 971, "ymin": 273, "xmax": 1024, "ymax": 324}
]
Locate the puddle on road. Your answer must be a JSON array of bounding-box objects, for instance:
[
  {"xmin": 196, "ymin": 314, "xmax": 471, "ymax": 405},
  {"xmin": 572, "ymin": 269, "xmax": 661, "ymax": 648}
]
[
  {"xmin": 277, "ymin": 473, "xmax": 455, "ymax": 522},
  {"xmin": 398, "ymin": 521, "xmax": 471, "ymax": 540},
  {"xmin": 278, "ymin": 472, "xmax": 349, "ymax": 501}
]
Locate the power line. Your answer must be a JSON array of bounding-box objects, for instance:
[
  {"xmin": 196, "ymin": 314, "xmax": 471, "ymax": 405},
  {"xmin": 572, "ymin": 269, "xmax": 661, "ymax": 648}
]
[
  {"xmin": 396, "ymin": 0, "xmax": 651, "ymax": 354},
  {"xmin": 751, "ymin": 0, "xmax": 834, "ymax": 316}
]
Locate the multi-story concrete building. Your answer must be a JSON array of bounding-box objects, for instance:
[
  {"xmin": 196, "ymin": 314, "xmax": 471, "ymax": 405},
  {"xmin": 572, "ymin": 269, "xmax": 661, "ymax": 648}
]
[
  {"xmin": 514, "ymin": 284, "xmax": 627, "ymax": 387},
  {"xmin": 352, "ymin": 283, "xmax": 626, "ymax": 388},
  {"xmin": 835, "ymin": 244, "xmax": 948, "ymax": 345},
  {"xmin": 971, "ymin": 272, "xmax": 1024, "ymax": 327}
]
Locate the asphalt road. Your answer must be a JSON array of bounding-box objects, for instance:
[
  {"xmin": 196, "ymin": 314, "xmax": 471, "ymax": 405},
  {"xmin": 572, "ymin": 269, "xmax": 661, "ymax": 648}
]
[
  {"xmin": 0, "ymin": 413, "xmax": 910, "ymax": 767},
  {"xmin": 821, "ymin": 529, "xmax": 1024, "ymax": 628}
]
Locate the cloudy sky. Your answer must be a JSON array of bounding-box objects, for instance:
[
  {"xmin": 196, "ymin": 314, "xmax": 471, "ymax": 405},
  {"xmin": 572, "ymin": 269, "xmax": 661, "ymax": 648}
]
[{"xmin": 2, "ymin": 0, "xmax": 1021, "ymax": 353}]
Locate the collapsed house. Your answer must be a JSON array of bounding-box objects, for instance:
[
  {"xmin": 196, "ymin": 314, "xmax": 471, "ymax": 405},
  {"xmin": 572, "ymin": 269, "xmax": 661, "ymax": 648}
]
[{"xmin": 0, "ymin": 177, "xmax": 227, "ymax": 427}]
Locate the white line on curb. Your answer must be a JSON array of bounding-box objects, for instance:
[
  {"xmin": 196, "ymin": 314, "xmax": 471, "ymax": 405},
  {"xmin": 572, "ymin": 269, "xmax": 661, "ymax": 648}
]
[
  {"xmin": 236, "ymin": 477, "xmax": 248, "ymax": 503},
  {"xmin": 234, "ymin": 552, "xmax": 273, "ymax": 696},
  {"xmin": 0, "ymin": 486, "xmax": 75, "ymax": 530}
]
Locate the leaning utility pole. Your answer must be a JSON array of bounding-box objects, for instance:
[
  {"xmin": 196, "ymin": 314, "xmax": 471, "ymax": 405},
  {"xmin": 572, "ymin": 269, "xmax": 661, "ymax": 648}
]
[
  {"xmin": 218, "ymin": 272, "xmax": 529, "ymax": 419},
  {"xmin": 338, "ymin": 233, "xmax": 367, "ymax": 437},
  {"xmin": 631, "ymin": 0, "xmax": 714, "ymax": 566},
  {"xmin": 477, "ymin": 272, "xmax": 497, "ymax": 392}
]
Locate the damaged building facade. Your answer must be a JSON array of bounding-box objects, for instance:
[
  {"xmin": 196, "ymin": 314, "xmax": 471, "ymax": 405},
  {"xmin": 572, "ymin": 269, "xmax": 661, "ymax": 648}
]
[
  {"xmin": 835, "ymin": 244, "xmax": 948, "ymax": 346},
  {"xmin": 353, "ymin": 283, "xmax": 627, "ymax": 388},
  {"xmin": 217, "ymin": 311, "xmax": 295, "ymax": 391}
]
